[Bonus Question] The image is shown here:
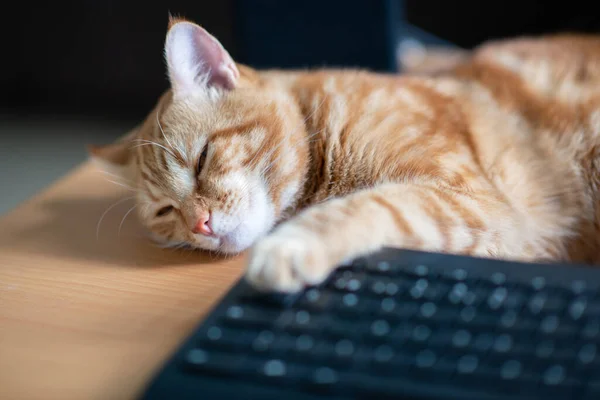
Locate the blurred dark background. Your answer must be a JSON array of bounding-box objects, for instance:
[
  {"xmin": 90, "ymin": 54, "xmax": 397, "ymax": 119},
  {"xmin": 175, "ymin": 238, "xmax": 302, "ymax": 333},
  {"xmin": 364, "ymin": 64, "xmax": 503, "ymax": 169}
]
[{"xmin": 2, "ymin": 0, "xmax": 600, "ymax": 213}]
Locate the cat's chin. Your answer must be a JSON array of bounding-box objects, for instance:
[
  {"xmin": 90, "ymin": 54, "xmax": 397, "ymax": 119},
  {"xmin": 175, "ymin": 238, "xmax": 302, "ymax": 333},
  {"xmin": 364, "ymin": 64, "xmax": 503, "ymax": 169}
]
[{"xmin": 216, "ymin": 229, "xmax": 260, "ymax": 254}]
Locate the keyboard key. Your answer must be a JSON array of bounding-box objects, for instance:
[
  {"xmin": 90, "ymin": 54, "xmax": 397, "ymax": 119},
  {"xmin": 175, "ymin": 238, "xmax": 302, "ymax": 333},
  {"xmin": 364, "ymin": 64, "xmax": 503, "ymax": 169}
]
[
  {"xmin": 501, "ymin": 312, "xmax": 538, "ymax": 334},
  {"xmin": 313, "ymin": 366, "xmax": 339, "ymax": 385},
  {"xmin": 259, "ymin": 360, "xmax": 314, "ymax": 386},
  {"xmin": 252, "ymin": 330, "xmax": 275, "ymax": 352},
  {"xmin": 423, "ymin": 282, "xmax": 451, "ymax": 301},
  {"xmin": 528, "ymin": 293, "xmax": 547, "ymax": 315},
  {"xmin": 452, "ymin": 329, "xmax": 472, "ymax": 349},
  {"xmin": 448, "ymin": 282, "xmax": 468, "ymax": 304},
  {"xmin": 334, "ymin": 293, "xmax": 362, "ymax": 315},
  {"xmin": 295, "ymin": 289, "xmax": 335, "ymax": 312},
  {"xmin": 412, "ymin": 324, "xmax": 432, "ymax": 342},
  {"xmin": 499, "ymin": 310, "xmax": 517, "ymax": 328},
  {"xmin": 490, "ymin": 272, "xmax": 507, "ymax": 286},
  {"xmin": 370, "ymin": 319, "xmax": 391, "ymax": 337},
  {"xmin": 418, "ymin": 302, "xmax": 437, "ymax": 319},
  {"xmin": 370, "ymin": 279, "xmax": 388, "ymax": 296},
  {"xmin": 379, "ymin": 297, "xmax": 396, "ymax": 313},
  {"xmin": 415, "ymin": 349, "xmax": 437, "ymax": 369},
  {"xmin": 295, "ymin": 310, "xmax": 311, "ymax": 325},
  {"xmin": 410, "ymin": 279, "xmax": 429, "ymax": 299},
  {"xmin": 373, "ymin": 345, "xmax": 395, "ymax": 363},
  {"xmin": 200, "ymin": 327, "xmax": 257, "ymax": 350},
  {"xmin": 334, "ymin": 339, "xmax": 355, "ymax": 357},
  {"xmin": 262, "ymin": 359, "xmax": 286, "ymax": 377},
  {"xmin": 376, "ymin": 261, "xmax": 391, "ymax": 272},
  {"xmin": 224, "ymin": 305, "xmax": 279, "ymax": 329},
  {"xmin": 459, "ymin": 306, "xmax": 476, "ymax": 323},
  {"xmin": 456, "ymin": 354, "xmax": 479, "ymax": 375},
  {"xmin": 184, "ymin": 349, "xmax": 255, "ymax": 377},
  {"xmin": 384, "ymin": 282, "xmax": 400, "ymax": 296},
  {"xmin": 569, "ymin": 298, "xmax": 588, "ymax": 321},
  {"xmin": 346, "ymin": 278, "xmax": 362, "ymax": 292},
  {"xmin": 487, "ymin": 287, "xmax": 508, "ymax": 310},
  {"xmin": 504, "ymin": 289, "xmax": 527, "ymax": 309},
  {"xmin": 571, "ymin": 280, "xmax": 587, "ymax": 295},
  {"xmin": 295, "ymin": 334, "xmax": 315, "ymax": 352},
  {"xmin": 414, "ymin": 264, "xmax": 429, "ymax": 277},
  {"xmin": 342, "ymin": 293, "xmax": 358, "ymax": 306},
  {"xmin": 578, "ymin": 343, "xmax": 598, "ymax": 365},
  {"xmin": 226, "ymin": 305, "xmax": 243, "ymax": 319},
  {"xmin": 500, "ymin": 360, "xmax": 522, "ymax": 380},
  {"xmin": 365, "ymin": 260, "xmax": 397, "ymax": 275},
  {"xmin": 305, "ymin": 288, "xmax": 320, "ymax": 302},
  {"xmin": 543, "ymin": 364, "xmax": 566, "ymax": 386},
  {"xmin": 277, "ymin": 310, "xmax": 323, "ymax": 334},
  {"xmin": 463, "ymin": 286, "xmax": 490, "ymax": 306},
  {"xmin": 206, "ymin": 326, "xmax": 222, "ymax": 341},
  {"xmin": 531, "ymin": 276, "xmax": 546, "ymax": 291},
  {"xmin": 447, "ymin": 268, "xmax": 468, "ymax": 282},
  {"xmin": 493, "ymin": 334, "xmax": 514, "ymax": 353},
  {"xmin": 539, "ymin": 315, "xmax": 560, "ymax": 334},
  {"xmin": 186, "ymin": 349, "xmax": 208, "ymax": 365},
  {"xmin": 350, "ymin": 344, "xmax": 395, "ymax": 373}
]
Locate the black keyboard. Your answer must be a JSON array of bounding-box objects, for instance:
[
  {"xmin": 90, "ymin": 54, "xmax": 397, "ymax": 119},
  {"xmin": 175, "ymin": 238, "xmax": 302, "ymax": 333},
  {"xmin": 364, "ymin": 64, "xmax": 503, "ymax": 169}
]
[{"xmin": 142, "ymin": 248, "xmax": 600, "ymax": 400}]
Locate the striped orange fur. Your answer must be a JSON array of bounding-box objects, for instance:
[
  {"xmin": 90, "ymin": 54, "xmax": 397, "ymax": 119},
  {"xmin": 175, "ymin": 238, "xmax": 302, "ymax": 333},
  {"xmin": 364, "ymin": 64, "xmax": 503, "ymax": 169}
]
[{"xmin": 90, "ymin": 20, "xmax": 600, "ymax": 292}]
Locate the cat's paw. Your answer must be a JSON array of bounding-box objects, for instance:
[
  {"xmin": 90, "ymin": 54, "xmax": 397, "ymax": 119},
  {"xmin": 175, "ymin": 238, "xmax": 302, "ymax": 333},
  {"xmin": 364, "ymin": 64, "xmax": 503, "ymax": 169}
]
[{"xmin": 245, "ymin": 231, "xmax": 330, "ymax": 293}]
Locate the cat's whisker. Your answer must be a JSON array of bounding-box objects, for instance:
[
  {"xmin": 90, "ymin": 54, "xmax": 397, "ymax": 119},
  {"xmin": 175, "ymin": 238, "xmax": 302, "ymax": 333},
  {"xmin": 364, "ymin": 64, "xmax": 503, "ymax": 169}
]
[
  {"xmin": 102, "ymin": 177, "xmax": 138, "ymax": 192},
  {"xmin": 99, "ymin": 169, "xmax": 129, "ymax": 182},
  {"xmin": 97, "ymin": 170, "xmax": 138, "ymax": 189},
  {"xmin": 118, "ymin": 204, "xmax": 139, "ymax": 237},
  {"xmin": 96, "ymin": 196, "xmax": 137, "ymax": 241},
  {"xmin": 155, "ymin": 110, "xmax": 189, "ymax": 163},
  {"xmin": 156, "ymin": 111, "xmax": 174, "ymax": 150},
  {"xmin": 131, "ymin": 139, "xmax": 178, "ymax": 160}
]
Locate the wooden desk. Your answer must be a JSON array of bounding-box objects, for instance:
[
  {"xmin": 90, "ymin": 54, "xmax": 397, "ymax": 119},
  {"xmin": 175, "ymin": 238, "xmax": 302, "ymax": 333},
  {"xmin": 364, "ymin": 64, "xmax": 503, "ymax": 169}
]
[{"xmin": 0, "ymin": 163, "xmax": 245, "ymax": 400}]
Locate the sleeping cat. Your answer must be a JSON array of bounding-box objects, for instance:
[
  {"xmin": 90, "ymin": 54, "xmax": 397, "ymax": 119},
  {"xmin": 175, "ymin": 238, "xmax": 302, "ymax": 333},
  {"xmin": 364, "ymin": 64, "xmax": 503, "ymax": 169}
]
[{"xmin": 90, "ymin": 17, "xmax": 600, "ymax": 293}]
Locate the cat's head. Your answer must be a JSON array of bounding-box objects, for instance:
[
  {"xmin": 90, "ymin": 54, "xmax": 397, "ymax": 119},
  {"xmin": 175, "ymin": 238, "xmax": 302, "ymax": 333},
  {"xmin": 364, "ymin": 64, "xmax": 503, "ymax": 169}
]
[{"xmin": 89, "ymin": 18, "xmax": 309, "ymax": 253}]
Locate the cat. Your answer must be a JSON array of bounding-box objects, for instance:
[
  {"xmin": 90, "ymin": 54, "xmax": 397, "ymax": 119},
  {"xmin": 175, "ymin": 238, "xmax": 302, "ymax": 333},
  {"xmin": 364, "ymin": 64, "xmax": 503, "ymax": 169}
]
[{"xmin": 90, "ymin": 17, "xmax": 600, "ymax": 293}]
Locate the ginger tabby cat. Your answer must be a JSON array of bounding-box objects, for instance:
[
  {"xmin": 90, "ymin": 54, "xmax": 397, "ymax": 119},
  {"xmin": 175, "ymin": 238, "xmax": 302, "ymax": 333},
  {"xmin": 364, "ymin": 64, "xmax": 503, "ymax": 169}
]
[{"xmin": 90, "ymin": 18, "xmax": 600, "ymax": 293}]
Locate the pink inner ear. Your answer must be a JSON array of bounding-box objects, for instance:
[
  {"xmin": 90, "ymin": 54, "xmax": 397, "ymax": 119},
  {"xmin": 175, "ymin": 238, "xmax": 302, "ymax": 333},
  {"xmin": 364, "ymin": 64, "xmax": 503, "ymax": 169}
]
[
  {"xmin": 166, "ymin": 22, "xmax": 239, "ymax": 92},
  {"xmin": 198, "ymin": 32, "xmax": 239, "ymax": 90}
]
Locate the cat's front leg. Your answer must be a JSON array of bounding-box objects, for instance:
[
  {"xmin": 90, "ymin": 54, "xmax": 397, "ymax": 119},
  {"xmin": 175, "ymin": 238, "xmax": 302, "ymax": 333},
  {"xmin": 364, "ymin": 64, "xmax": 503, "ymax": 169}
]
[{"xmin": 245, "ymin": 182, "xmax": 515, "ymax": 293}]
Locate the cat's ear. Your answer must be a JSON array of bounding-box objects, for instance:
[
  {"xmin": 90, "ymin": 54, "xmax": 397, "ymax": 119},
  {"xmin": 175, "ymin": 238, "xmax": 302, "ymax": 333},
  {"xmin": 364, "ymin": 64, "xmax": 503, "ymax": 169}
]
[
  {"xmin": 87, "ymin": 125, "xmax": 138, "ymax": 180},
  {"xmin": 165, "ymin": 19, "xmax": 240, "ymax": 96}
]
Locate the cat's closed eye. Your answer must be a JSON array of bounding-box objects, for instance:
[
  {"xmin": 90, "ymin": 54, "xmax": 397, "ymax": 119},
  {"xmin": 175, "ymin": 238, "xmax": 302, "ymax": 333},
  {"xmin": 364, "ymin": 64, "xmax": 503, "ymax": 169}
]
[
  {"xmin": 197, "ymin": 145, "xmax": 209, "ymax": 175},
  {"xmin": 156, "ymin": 205, "xmax": 174, "ymax": 217}
]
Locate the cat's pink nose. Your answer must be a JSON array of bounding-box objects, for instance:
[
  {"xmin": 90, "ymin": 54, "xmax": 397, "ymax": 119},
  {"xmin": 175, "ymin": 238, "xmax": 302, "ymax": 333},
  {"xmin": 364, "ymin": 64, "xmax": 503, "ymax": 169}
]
[{"xmin": 191, "ymin": 211, "xmax": 212, "ymax": 235}]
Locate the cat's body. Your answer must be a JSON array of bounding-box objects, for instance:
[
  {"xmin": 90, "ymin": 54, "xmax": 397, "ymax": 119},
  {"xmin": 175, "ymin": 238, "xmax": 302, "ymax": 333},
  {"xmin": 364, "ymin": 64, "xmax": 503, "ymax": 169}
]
[{"xmin": 91, "ymin": 19, "xmax": 600, "ymax": 292}]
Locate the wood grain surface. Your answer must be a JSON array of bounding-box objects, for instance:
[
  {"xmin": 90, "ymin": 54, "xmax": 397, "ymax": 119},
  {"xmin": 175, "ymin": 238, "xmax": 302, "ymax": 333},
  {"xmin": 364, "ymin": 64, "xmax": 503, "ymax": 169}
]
[{"xmin": 0, "ymin": 163, "xmax": 246, "ymax": 400}]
